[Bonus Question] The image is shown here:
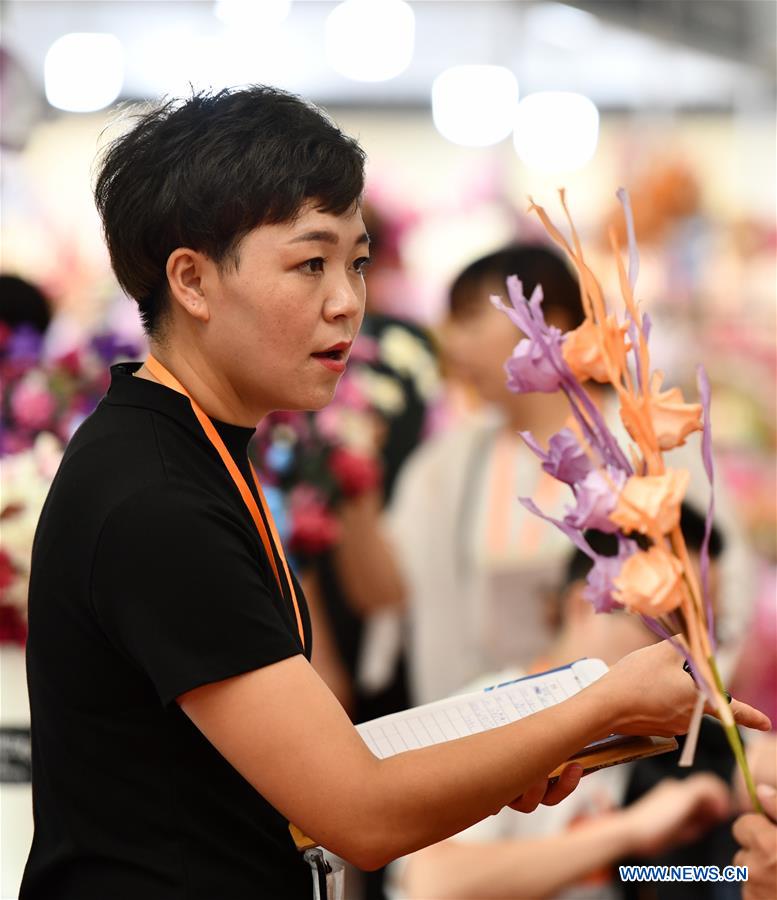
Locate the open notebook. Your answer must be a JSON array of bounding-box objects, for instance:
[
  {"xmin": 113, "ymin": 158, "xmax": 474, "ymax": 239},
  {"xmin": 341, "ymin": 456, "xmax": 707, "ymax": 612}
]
[{"xmin": 356, "ymin": 658, "xmax": 677, "ymax": 779}]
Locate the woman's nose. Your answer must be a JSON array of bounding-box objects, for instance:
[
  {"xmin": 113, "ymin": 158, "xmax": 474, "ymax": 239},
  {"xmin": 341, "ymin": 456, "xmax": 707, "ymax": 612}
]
[{"xmin": 324, "ymin": 274, "xmax": 364, "ymax": 321}]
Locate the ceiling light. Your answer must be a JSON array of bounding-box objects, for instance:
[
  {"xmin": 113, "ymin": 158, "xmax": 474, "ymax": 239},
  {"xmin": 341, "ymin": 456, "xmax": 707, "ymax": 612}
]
[
  {"xmin": 326, "ymin": 0, "xmax": 415, "ymax": 83},
  {"xmin": 513, "ymin": 92, "xmax": 599, "ymax": 173},
  {"xmin": 432, "ymin": 65, "xmax": 519, "ymax": 148},
  {"xmin": 44, "ymin": 33, "xmax": 124, "ymax": 113},
  {"xmin": 214, "ymin": 0, "xmax": 292, "ymax": 29}
]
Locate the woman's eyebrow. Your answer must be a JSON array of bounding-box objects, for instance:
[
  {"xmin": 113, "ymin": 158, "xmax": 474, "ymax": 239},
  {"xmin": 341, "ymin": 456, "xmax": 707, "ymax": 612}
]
[{"xmin": 288, "ymin": 230, "xmax": 370, "ymax": 246}]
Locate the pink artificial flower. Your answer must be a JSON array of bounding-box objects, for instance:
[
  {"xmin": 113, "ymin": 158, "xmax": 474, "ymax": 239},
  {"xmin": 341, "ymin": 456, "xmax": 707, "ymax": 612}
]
[
  {"xmin": 622, "ymin": 371, "xmax": 703, "ymax": 451},
  {"xmin": 562, "ymin": 316, "xmax": 629, "ymax": 384},
  {"xmin": 611, "ymin": 469, "xmax": 689, "ymax": 537},
  {"xmin": 10, "ymin": 372, "xmax": 56, "ymax": 430},
  {"xmin": 613, "ymin": 545, "xmax": 685, "ymax": 616},
  {"xmin": 288, "ymin": 487, "xmax": 340, "ymax": 555}
]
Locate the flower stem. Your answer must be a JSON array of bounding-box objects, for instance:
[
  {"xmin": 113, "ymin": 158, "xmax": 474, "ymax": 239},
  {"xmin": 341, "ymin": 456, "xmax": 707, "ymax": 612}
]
[{"xmin": 708, "ymin": 655, "xmax": 762, "ymax": 814}]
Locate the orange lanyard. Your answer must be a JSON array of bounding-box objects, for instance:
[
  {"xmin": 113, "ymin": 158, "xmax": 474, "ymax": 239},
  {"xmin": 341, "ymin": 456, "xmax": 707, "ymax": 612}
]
[{"xmin": 144, "ymin": 355, "xmax": 305, "ymax": 650}]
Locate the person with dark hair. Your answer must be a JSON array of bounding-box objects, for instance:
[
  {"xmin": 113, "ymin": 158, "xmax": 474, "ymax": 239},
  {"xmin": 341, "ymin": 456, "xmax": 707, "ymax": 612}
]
[
  {"xmin": 21, "ymin": 87, "xmax": 767, "ymax": 900},
  {"xmin": 0, "ymin": 274, "xmax": 52, "ymax": 332},
  {"xmin": 388, "ymin": 244, "xmax": 595, "ymax": 706}
]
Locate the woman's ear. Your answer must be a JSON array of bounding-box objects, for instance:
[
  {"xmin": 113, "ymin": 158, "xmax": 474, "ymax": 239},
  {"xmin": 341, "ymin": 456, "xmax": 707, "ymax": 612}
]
[{"xmin": 166, "ymin": 248, "xmax": 211, "ymax": 323}]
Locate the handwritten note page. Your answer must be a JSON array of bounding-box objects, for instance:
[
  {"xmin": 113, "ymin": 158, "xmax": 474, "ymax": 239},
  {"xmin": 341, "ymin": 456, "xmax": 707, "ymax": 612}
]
[{"xmin": 357, "ymin": 659, "xmax": 607, "ymax": 760}]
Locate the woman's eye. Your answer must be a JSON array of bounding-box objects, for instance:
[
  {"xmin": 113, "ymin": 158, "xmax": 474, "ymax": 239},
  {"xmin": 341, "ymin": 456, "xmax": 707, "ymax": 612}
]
[
  {"xmin": 353, "ymin": 256, "xmax": 371, "ymax": 274},
  {"xmin": 300, "ymin": 257, "xmax": 325, "ymax": 274}
]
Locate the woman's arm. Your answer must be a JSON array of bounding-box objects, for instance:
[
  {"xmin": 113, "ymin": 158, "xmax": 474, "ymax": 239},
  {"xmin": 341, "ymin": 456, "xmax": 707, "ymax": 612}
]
[
  {"xmin": 402, "ymin": 773, "xmax": 731, "ymax": 899},
  {"xmin": 299, "ymin": 568, "xmax": 354, "ymax": 712},
  {"xmin": 178, "ymin": 641, "xmax": 768, "ymax": 871}
]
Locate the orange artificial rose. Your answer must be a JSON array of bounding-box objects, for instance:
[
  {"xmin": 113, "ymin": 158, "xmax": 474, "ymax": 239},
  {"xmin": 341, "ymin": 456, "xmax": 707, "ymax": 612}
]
[
  {"xmin": 613, "ymin": 546, "xmax": 685, "ymax": 616},
  {"xmin": 621, "ymin": 371, "xmax": 703, "ymax": 451},
  {"xmin": 610, "ymin": 469, "xmax": 689, "ymax": 536},
  {"xmin": 562, "ymin": 316, "xmax": 629, "ymax": 383}
]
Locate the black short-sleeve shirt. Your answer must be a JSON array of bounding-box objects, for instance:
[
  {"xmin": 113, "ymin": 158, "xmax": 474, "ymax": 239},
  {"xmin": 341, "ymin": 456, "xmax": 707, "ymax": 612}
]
[{"xmin": 21, "ymin": 363, "xmax": 314, "ymax": 900}]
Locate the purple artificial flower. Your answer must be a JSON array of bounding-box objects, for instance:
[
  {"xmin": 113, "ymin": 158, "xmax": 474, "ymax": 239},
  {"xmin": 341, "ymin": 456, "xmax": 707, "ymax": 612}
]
[
  {"xmin": 564, "ymin": 467, "xmax": 625, "ymax": 534},
  {"xmin": 538, "ymin": 428, "xmax": 593, "ymax": 485},
  {"xmin": 582, "ymin": 540, "xmax": 636, "ymax": 613},
  {"xmin": 90, "ymin": 333, "xmax": 141, "ymax": 364},
  {"xmin": 6, "ymin": 325, "xmax": 44, "ymax": 367},
  {"xmin": 491, "ymin": 280, "xmax": 568, "ymax": 395},
  {"xmin": 504, "ymin": 338, "xmax": 564, "ymax": 393}
]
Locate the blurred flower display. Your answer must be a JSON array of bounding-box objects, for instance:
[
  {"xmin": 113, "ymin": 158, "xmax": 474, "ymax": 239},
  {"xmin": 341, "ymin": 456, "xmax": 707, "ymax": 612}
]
[{"xmin": 0, "ymin": 325, "xmax": 142, "ymax": 643}]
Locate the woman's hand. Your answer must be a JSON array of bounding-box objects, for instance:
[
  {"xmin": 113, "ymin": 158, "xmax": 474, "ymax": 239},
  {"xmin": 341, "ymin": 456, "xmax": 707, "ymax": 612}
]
[
  {"xmin": 507, "ymin": 763, "xmax": 584, "ymax": 813},
  {"xmin": 593, "ymin": 641, "xmax": 771, "ymax": 738}
]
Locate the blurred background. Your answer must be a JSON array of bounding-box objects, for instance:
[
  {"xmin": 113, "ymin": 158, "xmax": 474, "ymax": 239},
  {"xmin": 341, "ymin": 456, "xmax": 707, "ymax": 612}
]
[{"xmin": 1, "ymin": 2, "xmax": 775, "ymax": 898}]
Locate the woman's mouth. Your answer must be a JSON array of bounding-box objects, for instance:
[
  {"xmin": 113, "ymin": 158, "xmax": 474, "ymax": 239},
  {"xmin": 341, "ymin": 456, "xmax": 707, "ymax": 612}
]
[{"xmin": 311, "ymin": 343, "xmax": 350, "ymax": 373}]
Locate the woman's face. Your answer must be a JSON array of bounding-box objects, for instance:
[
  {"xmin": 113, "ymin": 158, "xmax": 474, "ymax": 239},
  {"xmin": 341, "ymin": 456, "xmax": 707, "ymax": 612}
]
[{"xmin": 202, "ymin": 202, "xmax": 369, "ymax": 417}]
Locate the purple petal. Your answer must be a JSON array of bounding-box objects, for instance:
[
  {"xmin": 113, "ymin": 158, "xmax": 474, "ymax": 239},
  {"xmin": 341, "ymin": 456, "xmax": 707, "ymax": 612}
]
[
  {"xmin": 583, "ymin": 553, "xmax": 627, "ymax": 613},
  {"xmin": 543, "ymin": 428, "xmax": 594, "ymax": 485},
  {"xmin": 616, "ymin": 187, "xmax": 640, "ymax": 292},
  {"xmin": 518, "ymin": 430, "xmax": 548, "ymax": 461},
  {"xmin": 564, "ymin": 468, "xmax": 625, "ymax": 533},
  {"xmin": 627, "ymin": 319, "xmax": 643, "ymax": 393},
  {"xmin": 519, "ymin": 496, "xmax": 594, "ymax": 556},
  {"xmin": 696, "ymin": 364, "xmax": 717, "ymax": 650},
  {"xmin": 504, "ymin": 338, "xmax": 564, "ymax": 393}
]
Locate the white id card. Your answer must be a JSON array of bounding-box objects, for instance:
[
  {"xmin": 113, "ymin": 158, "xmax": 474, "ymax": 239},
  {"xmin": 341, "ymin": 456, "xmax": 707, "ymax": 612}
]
[{"xmin": 304, "ymin": 848, "xmax": 345, "ymax": 900}]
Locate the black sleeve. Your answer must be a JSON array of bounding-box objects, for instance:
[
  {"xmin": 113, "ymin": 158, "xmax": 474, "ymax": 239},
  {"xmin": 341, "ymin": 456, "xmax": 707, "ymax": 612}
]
[{"xmin": 91, "ymin": 482, "xmax": 305, "ymax": 706}]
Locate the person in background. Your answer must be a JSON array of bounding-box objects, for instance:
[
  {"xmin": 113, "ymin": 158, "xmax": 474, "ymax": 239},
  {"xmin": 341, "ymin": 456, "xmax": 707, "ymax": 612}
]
[
  {"xmin": 387, "ymin": 243, "xmax": 754, "ymax": 709},
  {"xmin": 391, "ymin": 507, "xmax": 733, "ymax": 900},
  {"xmin": 0, "ymin": 275, "xmax": 51, "ymax": 333}
]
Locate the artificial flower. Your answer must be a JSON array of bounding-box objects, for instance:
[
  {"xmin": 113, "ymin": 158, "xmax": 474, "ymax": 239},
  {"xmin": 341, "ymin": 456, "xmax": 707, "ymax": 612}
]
[
  {"xmin": 288, "ymin": 487, "xmax": 341, "ymax": 555},
  {"xmin": 491, "ymin": 281, "xmax": 568, "ymax": 394},
  {"xmin": 611, "ymin": 469, "xmax": 689, "ymax": 536},
  {"xmin": 562, "ymin": 316, "xmax": 629, "ymax": 384},
  {"xmin": 329, "ymin": 447, "xmax": 382, "ymax": 497},
  {"xmin": 564, "ymin": 467, "xmax": 626, "ymax": 533},
  {"xmin": 539, "ymin": 428, "xmax": 594, "ymax": 485},
  {"xmin": 582, "ymin": 545, "xmax": 633, "ymax": 613},
  {"xmin": 624, "ymin": 371, "xmax": 703, "ymax": 451},
  {"xmin": 613, "ymin": 545, "xmax": 685, "ymax": 616},
  {"xmin": 10, "ymin": 371, "xmax": 56, "ymax": 430},
  {"xmin": 504, "ymin": 337, "xmax": 565, "ymax": 393}
]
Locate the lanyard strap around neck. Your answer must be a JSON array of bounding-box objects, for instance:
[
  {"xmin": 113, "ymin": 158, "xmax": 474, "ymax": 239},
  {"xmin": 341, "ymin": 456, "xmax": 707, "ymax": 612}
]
[{"xmin": 144, "ymin": 356, "xmax": 305, "ymax": 650}]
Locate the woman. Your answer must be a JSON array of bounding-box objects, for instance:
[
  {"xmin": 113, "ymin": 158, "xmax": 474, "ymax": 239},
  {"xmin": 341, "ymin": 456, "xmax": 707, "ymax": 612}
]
[{"xmin": 21, "ymin": 87, "xmax": 769, "ymax": 900}]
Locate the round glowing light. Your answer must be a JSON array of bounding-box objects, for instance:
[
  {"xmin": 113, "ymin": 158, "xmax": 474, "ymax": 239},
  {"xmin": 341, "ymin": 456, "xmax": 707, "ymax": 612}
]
[
  {"xmin": 431, "ymin": 65, "xmax": 519, "ymax": 148},
  {"xmin": 326, "ymin": 0, "xmax": 415, "ymax": 83},
  {"xmin": 44, "ymin": 33, "xmax": 124, "ymax": 113},
  {"xmin": 214, "ymin": 0, "xmax": 291, "ymax": 29},
  {"xmin": 513, "ymin": 92, "xmax": 599, "ymax": 173}
]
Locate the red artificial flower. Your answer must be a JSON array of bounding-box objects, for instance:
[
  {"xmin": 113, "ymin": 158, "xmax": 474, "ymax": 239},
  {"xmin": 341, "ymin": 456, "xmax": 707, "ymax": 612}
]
[
  {"xmin": 0, "ymin": 602, "xmax": 28, "ymax": 646},
  {"xmin": 288, "ymin": 489, "xmax": 341, "ymax": 556},
  {"xmin": 329, "ymin": 446, "xmax": 382, "ymax": 497}
]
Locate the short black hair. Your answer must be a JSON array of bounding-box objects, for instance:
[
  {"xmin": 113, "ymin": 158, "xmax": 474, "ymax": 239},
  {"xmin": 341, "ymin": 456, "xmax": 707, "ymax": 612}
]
[
  {"xmin": 0, "ymin": 275, "xmax": 52, "ymax": 333},
  {"xmin": 564, "ymin": 501, "xmax": 724, "ymax": 590},
  {"xmin": 94, "ymin": 86, "xmax": 366, "ymax": 335},
  {"xmin": 448, "ymin": 244, "xmax": 584, "ymax": 331}
]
